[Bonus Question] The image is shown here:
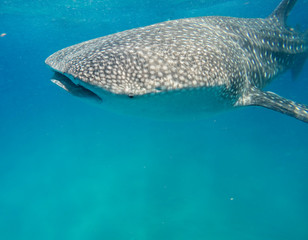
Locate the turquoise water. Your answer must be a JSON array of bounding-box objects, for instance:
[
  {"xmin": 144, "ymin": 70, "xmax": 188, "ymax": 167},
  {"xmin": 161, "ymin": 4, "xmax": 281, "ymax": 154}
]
[{"xmin": 1, "ymin": 0, "xmax": 308, "ymax": 239}]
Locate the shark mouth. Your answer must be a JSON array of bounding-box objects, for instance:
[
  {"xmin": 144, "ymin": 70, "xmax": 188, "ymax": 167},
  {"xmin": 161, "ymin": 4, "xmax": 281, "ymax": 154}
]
[{"xmin": 51, "ymin": 71, "xmax": 102, "ymax": 103}]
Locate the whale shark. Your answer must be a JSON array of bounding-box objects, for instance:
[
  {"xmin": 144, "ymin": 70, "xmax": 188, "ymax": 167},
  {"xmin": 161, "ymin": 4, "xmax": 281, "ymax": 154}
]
[{"xmin": 46, "ymin": 0, "xmax": 308, "ymax": 122}]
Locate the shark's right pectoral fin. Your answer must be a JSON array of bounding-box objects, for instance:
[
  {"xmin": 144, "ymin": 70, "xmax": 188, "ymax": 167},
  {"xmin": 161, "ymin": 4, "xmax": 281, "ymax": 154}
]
[{"xmin": 235, "ymin": 87, "xmax": 308, "ymax": 123}]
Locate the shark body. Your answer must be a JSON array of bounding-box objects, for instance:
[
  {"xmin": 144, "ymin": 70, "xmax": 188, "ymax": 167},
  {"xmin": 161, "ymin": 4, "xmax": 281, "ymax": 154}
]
[{"xmin": 46, "ymin": 0, "xmax": 308, "ymax": 122}]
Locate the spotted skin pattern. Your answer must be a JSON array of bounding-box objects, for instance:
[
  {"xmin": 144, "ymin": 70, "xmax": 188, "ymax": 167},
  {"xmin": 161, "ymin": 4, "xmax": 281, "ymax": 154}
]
[{"xmin": 46, "ymin": 0, "xmax": 308, "ymax": 122}]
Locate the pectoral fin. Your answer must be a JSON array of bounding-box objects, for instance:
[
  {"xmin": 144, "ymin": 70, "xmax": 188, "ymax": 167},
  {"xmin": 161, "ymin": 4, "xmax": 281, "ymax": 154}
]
[{"xmin": 235, "ymin": 87, "xmax": 308, "ymax": 123}]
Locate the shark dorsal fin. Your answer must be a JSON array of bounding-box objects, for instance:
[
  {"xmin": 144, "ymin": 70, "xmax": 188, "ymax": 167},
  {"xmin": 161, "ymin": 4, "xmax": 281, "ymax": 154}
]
[{"xmin": 268, "ymin": 0, "xmax": 297, "ymax": 26}]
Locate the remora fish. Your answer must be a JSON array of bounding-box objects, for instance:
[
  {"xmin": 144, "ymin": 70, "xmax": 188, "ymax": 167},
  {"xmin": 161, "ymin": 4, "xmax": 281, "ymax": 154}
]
[{"xmin": 46, "ymin": 0, "xmax": 308, "ymax": 122}]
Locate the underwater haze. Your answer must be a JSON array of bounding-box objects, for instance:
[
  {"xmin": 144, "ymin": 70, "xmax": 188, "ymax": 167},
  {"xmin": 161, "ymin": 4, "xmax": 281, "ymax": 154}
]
[{"xmin": 0, "ymin": 0, "xmax": 308, "ymax": 239}]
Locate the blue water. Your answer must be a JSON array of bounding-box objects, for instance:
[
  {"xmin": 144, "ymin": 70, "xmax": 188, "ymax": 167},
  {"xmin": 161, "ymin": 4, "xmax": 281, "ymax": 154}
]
[{"xmin": 1, "ymin": 0, "xmax": 308, "ymax": 239}]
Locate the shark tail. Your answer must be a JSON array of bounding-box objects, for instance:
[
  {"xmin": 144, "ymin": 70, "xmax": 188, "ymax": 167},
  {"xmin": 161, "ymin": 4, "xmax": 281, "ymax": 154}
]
[
  {"xmin": 268, "ymin": 0, "xmax": 297, "ymax": 26},
  {"xmin": 236, "ymin": 87, "xmax": 308, "ymax": 123}
]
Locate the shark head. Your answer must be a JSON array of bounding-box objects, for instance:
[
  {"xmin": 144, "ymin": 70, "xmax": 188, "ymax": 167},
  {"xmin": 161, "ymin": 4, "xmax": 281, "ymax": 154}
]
[{"xmin": 46, "ymin": 46, "xmax": 235, "ymax": 119}]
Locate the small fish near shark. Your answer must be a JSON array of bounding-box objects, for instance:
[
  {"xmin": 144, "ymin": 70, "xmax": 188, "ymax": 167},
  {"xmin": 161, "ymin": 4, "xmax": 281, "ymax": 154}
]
[{"xmin": 46, "ymin": 0, "xmax": 308, "ymax": 122}]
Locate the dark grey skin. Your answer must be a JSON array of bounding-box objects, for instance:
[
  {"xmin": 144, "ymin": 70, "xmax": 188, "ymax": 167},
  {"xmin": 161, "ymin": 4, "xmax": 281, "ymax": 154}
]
[{"xmin": 46, "ymin": 0, "xmax": 308, "ymax": 122}]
